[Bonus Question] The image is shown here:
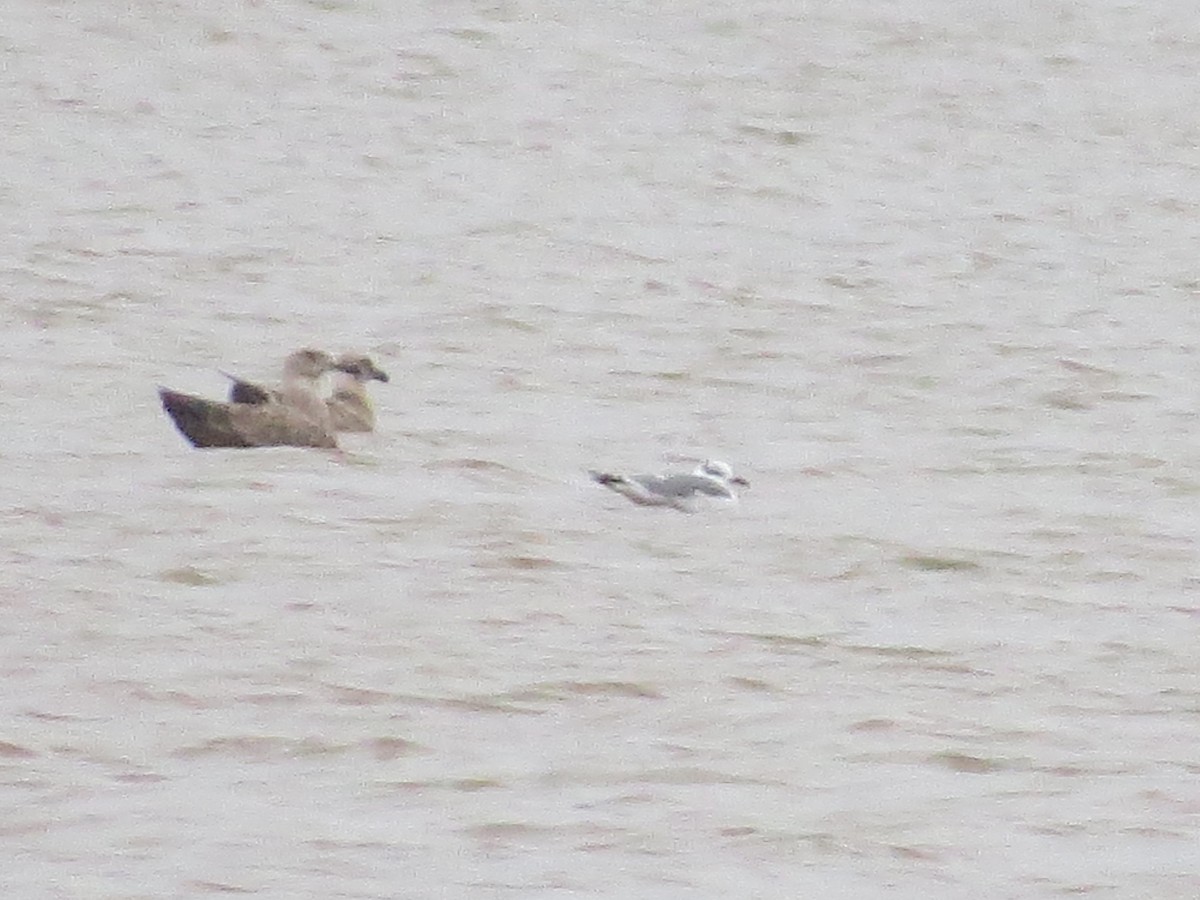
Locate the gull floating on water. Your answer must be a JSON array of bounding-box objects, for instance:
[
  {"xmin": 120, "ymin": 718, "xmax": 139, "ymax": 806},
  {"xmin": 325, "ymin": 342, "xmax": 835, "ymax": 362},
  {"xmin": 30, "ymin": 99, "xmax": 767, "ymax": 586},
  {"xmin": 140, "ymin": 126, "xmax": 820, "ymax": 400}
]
[
  {"xmin": 159, "ymin": 348, "xmax": 352, "ymax": 449},
  {"xmin": 226, "ymin": 352, "xmax": 389, "ymax": 432},
  {"xmin": 326, "ymin": 353, "xmax": 390, "ymax": 432},
  {"xmin": 589, "ymin": 460, "xmax": 750, "ymax": 512}
]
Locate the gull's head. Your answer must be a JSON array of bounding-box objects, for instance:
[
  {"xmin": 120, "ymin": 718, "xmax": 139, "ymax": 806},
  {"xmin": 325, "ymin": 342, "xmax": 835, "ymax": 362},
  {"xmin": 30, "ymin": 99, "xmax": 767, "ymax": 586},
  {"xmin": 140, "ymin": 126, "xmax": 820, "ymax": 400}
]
[
  {"xmin": 335, "ymin": 353, "xmax": 390, "ymax": 383},
  {"xmin": 283, "ymin": 348, "xmax": 339, "ymax": 380},
  {"xmin": 696, "ymin": 459, "xmax": 749, "ymax": 487}
]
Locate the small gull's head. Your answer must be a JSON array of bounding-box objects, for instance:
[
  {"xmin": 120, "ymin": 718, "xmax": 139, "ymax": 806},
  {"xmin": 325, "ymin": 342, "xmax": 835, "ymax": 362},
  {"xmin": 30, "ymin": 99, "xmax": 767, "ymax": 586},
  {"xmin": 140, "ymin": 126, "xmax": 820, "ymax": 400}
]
[
  {"xmin": 283, "ymin": 348, "xmax": 339, "ymax": 380},
  {"xmin": 696, "ymin": 459, "xmax": 749, "ymax": 487},
  {"xmin": 334, "ymin": 353, "xmax": 390, "ymax": 383}
]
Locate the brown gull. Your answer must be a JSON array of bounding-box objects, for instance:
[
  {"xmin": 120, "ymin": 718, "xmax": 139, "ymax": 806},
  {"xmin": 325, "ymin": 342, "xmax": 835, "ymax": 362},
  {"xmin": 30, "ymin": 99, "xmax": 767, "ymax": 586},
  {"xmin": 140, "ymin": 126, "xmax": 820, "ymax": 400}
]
[
  {"xmin": 159, "ymin": 348, "xmax": 351, "ymax": 449},
  {"xmin": 325, "ymin": 353, "xmax": 390, "ymax": 432},
  {"xmin": 225, "ymin": 352, "xmax": 389, "ymax": 433}
]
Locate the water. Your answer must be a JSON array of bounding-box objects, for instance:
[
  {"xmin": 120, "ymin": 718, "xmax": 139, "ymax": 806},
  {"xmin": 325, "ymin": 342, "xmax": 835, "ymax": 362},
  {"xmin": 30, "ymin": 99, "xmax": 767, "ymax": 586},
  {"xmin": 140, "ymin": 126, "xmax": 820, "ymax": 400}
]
[{"xmin": 4, "ymin": 1, "xmax": 1200, "ymax": 897}]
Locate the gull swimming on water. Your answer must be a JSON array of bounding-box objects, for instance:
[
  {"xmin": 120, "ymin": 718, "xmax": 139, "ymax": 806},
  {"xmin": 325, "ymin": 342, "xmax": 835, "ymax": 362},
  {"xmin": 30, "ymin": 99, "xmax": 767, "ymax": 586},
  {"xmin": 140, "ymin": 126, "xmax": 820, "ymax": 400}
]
[
  {"xmin": 325, "ymin": 353, "xmax": 390, "ymax": 432},
  {"xmin": 159, "ymin": 348, "xmax": 353, "ymax": 449},
  {"xmin": 589, "ymin": 460, "xmax": 750, "ymax": 512}
]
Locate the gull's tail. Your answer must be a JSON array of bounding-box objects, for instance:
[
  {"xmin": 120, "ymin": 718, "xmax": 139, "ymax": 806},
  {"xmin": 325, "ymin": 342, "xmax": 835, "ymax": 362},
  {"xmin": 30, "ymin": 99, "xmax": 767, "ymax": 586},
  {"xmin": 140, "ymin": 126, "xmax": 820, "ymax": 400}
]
[{"xmin": 159, "ymin": 388, "xmax": 252, "ymax": 448}]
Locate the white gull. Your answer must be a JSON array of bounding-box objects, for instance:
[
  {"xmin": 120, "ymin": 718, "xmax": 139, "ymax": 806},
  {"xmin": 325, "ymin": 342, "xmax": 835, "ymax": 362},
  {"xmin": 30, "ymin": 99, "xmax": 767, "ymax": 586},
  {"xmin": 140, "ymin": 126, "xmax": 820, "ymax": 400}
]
[{"xmin": 589, "ymin": 460, "xmax": 749, "ymax": 512}]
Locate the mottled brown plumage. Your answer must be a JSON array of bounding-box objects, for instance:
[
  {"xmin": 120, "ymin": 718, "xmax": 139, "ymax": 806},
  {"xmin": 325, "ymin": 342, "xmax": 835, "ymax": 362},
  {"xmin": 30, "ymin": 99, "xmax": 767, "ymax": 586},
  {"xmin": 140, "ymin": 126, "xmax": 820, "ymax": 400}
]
[
  {"xmin": 159, "ymin": 388, "xmax": 339, "ymax": 448},
  {"xmin": 160, "ymin": 348, "xmax": 346, "ymax": 449}
]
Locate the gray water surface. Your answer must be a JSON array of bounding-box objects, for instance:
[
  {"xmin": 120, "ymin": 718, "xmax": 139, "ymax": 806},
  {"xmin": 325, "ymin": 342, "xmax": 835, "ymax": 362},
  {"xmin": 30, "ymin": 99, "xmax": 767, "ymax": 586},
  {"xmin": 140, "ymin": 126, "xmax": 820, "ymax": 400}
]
[{"xmin": 4, "ymin": 2, "xmax": 1200, "ymax": 897}]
